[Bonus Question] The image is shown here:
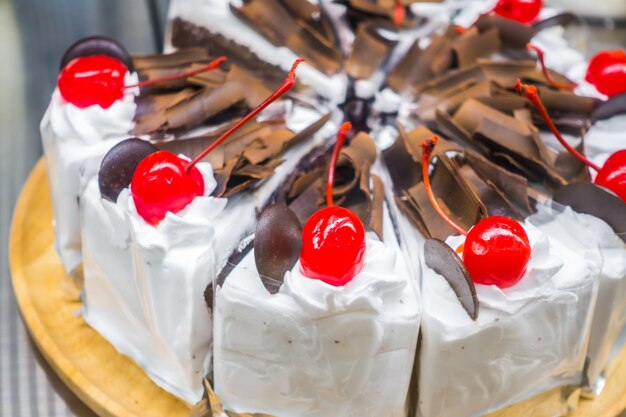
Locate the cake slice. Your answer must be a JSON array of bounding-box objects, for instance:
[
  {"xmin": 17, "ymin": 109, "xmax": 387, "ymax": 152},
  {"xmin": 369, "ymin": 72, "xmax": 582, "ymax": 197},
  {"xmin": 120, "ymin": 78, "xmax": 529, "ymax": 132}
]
[
  {"xmin": 79, "ymin": 60, "xmax": 335, "ymax": 404},
  {"xmin": 213, "ymin": 126, "xmax": 421, "ymax": 417}
]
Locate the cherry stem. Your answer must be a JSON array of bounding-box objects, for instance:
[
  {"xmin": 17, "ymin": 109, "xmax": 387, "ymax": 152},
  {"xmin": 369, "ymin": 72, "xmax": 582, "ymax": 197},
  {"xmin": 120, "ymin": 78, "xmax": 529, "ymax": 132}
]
[
  {"xmin": 326, "ymin": 122, "xmax": 353, "ymax": 207},
  {"xmin": 186, "ymin": 58, "xmax": 305, "ymax": 172},
  {"xmin": 393, "ymin": 0, "xmax": 406, "ymax": 26},
  {"xmin": 124, "ymin": 56, "xmax": 228, "ymax": 89},
  {"xmin": 527, "ymin": 44, "xmax": 577, "ymax": 90},
  {"xmin": 514, "ymin": 79, "xmax": 601, "ymax": 172},
  {"xmin": 421, "ymin": 136, "xmax": 468, "ymax": 237}
]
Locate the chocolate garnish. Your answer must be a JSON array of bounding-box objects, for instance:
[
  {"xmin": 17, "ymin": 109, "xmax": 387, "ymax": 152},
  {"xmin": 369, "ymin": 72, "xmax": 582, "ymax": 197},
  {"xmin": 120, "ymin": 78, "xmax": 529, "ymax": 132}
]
[
  {"xmin": 533, "ymin": 12, "xmax": 578, "ymax": 31},
  {"xmin": 98, "ymin": 138, "xmax": 159, "ymax": 202},
  {"xmin": 553, "ymin": 183, "xmax": 626, "ymax": 243},
  {"xmin": 474, "ymin": 14, "xmax": 536, "ymax": 49},
  {"xmin": 346, "ymin": 22, "xmax": 396, "ymax": 80},
  {"xmin": 132, "ymin": 47, "xmax": 212, "ymax": 70},
  {"xmin": 424, "ymin": 238, "xmax": 478, "ymax": 320},
  {"xmin": 254, "ymin": 204, "xmax": 303, "ymax": 291},
  {"xmin": 368, "ymin": 175, "xmax": 385, "ymax": 239},
  {"xmin": 60, "ymin": 35, "xmax": 133, "ymax": 71},
  {"xmin": 591, "ymin": 92, "xmax": 626, "ymax": 123},
  {"xmin": 452, "ymin": 27, "xmax": 501, "ymax": 68},
  {"xmin": 230, "ymin": 0, "xmax": 342, "ymax": 75}
]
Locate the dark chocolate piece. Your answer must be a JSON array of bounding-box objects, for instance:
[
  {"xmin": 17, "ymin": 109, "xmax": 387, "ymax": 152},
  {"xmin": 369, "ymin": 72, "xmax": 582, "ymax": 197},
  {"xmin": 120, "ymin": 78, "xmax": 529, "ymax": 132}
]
[
  {"xmin": 533, "ymin": 12, "xmax": 578, "ymax": 31},
  {"xmin": 98, "ymin": 138, "xmax": 158, "ymax": 202},
  {"xmin": 346, "ymin": 22, "xmax": 397, "ymax": 80},
  {"xmin": 474, "ymin": 14, "xmax": 536, "ymax": 49},
  {"xmin": 553, "ymin": 183, "xmax": 626, "ymax": 243},
  {"xmin": 591, "ymin": 93, "xmax": 626, "ymax": 123},
  {"xmin": 254, "ymin": 204, "xmax": 303, "ymax": 292},
  {"xmin": 60, "ymin": 35, "xmax": 133, "ymax": 71},
  {"xmin": 424, "ymin": 238, "xmax": 478, "ymax": 320}
]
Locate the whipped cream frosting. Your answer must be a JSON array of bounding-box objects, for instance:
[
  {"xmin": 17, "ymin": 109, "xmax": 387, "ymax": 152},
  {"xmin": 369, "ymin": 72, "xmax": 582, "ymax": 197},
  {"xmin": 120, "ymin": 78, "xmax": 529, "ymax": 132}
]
[
  {"xmin": 80, "ymin": 104, "xmax": 334, "ymax": 404},
  {"xmin": 40, "ymin": 71, "xmax": 138, "ymax": 275},
  {"xmin": 214, "ymin": 207, "xmax": 421, "ymax": 417},
  {"xmin": 418, "ymin": 210, "xmax": 599, "ymax": 417}
]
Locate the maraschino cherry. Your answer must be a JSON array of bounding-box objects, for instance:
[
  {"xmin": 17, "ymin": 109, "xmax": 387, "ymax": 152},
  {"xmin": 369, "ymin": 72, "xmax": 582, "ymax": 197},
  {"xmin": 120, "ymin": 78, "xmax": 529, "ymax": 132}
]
[
  {"xmin": 57, "ymin": 55, "xmax": 226, "ymax": 109},
  {"xmin": 492, "ymin": 0, "xmax": 543, "ymax": 24},
  {"xmin": 131, "ymin": 58, "xmax": 305, "ymax": 225},
  {"xmin": 585, "ymin": 50, "xmax": 626, "ymax": 97},
  {"xmin": 421, "ymin": 136, "xmax": 531, "ymax": 288},
  {"xmin": 299, "ymin": 122, "xmax": 366, "ymax": 287},
  {"xmin": 516, "ymin": 79, "xmax": 626, "ymax": 202}
]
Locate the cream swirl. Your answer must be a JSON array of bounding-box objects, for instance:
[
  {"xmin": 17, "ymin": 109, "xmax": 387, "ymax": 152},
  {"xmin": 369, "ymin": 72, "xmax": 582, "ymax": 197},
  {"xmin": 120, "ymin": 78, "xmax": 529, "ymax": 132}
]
[
  {"xmin": 48, "ymin": 71, "xmax": 138, "ymax": 145},
  {"xmin": 215, "ymin": 225, "xmax": 420, "ymax": 417}
]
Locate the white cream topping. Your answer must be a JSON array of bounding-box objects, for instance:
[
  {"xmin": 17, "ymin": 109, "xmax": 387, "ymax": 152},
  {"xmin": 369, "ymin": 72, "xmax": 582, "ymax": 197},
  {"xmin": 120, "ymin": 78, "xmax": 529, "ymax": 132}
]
[
  {"xmin": 48, "ymin": 71, "xmax": 138, "ymax": 145},
  {"xmin": 215, "ymin": 212, "xmax": 421, "ymax": 417},
  {"xmin": 40, "ymin": 71, "xmax": 138, "ymax": 275},
  {"xmin": 418, "ymin": 212, "xmax": 599, "ymax": 417}
]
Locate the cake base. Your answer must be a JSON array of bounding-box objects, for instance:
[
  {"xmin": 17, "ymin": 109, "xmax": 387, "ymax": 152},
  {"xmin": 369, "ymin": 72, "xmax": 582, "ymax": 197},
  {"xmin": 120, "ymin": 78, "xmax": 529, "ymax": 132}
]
[{"xmin": 9, "ymin": 159, "xmax": 626, "ymax": 417}]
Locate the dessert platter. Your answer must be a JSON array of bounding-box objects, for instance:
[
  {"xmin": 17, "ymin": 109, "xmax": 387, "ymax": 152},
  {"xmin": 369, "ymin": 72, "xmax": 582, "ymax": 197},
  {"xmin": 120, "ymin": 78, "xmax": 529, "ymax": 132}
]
[{"xmin": 9, "ymin": 0, "xmax": 626, "ymax": 416}]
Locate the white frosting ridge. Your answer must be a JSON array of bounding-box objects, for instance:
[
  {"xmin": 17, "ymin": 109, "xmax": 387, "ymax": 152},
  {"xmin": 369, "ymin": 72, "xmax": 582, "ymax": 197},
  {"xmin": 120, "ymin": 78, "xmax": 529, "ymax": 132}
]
[
  {"xmin": 80, "ymin": 104, "xmax": 334, "ymax": 404},
  {"xmin": 214, "ymin": 207, "xmax": 421, "ymax": 417},
  {"xmin": 418, "ymin": 210, "xmax": 599, "ymax": 417},
  {"xmin": 40, "ymin": 71, "xmax": 138, "ymax": 274}
]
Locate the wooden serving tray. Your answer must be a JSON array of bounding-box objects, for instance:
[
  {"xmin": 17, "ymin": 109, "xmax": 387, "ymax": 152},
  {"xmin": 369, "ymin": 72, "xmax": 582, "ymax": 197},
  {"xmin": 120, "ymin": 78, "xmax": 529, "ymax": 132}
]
[{"xmin": 9, "ymin": 159, "xmax": 626, "ymax": 417}]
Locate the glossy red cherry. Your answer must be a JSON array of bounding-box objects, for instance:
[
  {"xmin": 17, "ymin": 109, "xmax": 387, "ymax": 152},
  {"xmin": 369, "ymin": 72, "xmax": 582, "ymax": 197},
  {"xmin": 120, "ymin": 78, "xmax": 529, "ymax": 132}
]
[
  {"xmin": 58, "ymin": 55, "xmax": 127, "ymax": 109},
  {"xmin": 595, "ymin": 150, "xmax": 626, "ymax": 202},
  {"xmin": 299, "ymin": 206, "xmax": 366, "ymax": 286},
  {"xmin": 421, "ymin": 136, "xmax": 531, "ymax": 289},
  {"xmin": 493, "ymin": 0, "xmax": 542, "ymax": 24},
  {"xmin": 130, "ymin": 151, "xmax": 204, "ymax": 225},
  {"xmin": 585, "ymin": 50, "xmax": 626, "ymax": 97},
  {"xmin": 299, "ymin": 122, "xmax": 366, "ymax": 286},
  {"xmin": 462, "ymin": 216, "xmax": 531, "ymax": 288}
]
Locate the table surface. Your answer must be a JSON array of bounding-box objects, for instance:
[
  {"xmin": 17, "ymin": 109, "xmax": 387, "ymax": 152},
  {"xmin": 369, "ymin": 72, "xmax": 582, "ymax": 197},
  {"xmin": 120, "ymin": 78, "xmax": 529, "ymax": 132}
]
[{"xmin": 0, "ymin": 1, "xmax": 625, "ymax": 416}]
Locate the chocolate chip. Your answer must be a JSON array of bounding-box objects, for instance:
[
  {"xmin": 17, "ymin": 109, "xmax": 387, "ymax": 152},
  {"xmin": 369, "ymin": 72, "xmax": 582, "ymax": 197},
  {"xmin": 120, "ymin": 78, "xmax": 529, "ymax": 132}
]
[
  {"xmin": 254, "ymin": 204, "xmax": 303, "ymax": 292},
  {"xmin": 424, "ymin": 238, "xmax": 479, "ymax": 320},
  {"xmin": 553, "ymin": 183, "xmax": 626, "ymax": 243},
  {"xmin": 60, "ymin": 35, "xmax": 133, "ymax": 71},
  {"xmin": 98, "ymin": 138, "xmax": 158, "ymax": 202}
]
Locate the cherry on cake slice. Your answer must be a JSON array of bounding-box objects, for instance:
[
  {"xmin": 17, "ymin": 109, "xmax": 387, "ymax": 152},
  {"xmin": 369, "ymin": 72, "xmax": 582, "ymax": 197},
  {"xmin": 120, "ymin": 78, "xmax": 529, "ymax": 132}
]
[
  {"xmin": 79, "ymin": 59, "xmax": 336, "ymax": 404},
  {"xmin": 212, "ymin": 124, "xmax": 421, "ymax": 417}
]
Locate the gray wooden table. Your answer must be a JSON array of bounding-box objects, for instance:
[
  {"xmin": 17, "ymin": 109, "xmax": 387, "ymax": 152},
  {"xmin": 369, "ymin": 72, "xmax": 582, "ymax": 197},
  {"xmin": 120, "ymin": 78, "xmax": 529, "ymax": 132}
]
[{"xmin": 0, "ymin": 1, "xmax": 625, "ymax": 416}]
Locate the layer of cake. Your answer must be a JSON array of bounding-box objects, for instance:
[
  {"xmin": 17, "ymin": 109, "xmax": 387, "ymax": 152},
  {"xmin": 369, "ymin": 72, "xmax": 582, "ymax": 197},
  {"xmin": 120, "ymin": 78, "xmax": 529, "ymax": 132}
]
[
  {"xmin": 80, "ymin": 105, "xmax": 335, "ymax": 404},
  {"xmin": 417, "ymin": 208, "xmax": 599, "ymax": 417},
  {"xmin": 214, "ymin": 206, "xmax": 420, "ymax": 417},
  {"xmin": 40, "ymin": 71, "xmax": 138, "ymax": 275}
]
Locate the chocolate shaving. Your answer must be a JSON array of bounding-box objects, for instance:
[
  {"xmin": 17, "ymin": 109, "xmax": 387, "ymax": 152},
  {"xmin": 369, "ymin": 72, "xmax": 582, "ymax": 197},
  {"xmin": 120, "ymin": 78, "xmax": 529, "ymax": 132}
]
[
  {"xmin": 533, "ymin": 12, "xmax": 579, "ymax": 31},
  {"xmin": 452, "ymin": 27, "xmax": 501, "ymax": 68},
  {"xmin": 424, "ymin": 239, "xmax": 478, "ymax": 320},
  {"xmin": 132, "ymin": 48, "xmax": 212, "ymax": 70},
  {"xmin": 254, "ymin": 204, "xmax": 303, "ymax": 291},
  {"xmin": 368, "ymin": 175, "xmax": 384, "ymax": 239},
  {"xmin": 474, "ymin": 14, "xmax": 537, "ymax": 49},
  {"xmin": 230, "ymin": 0, "xmax": 342, "ymax": 75},
  {"xmin": 346, "ymin": 22, "xmax": 396, "ymax": 80},
  {"xmin": 591, "ymin": 93, "xmax": 626, "ymax": 123},
  {"xmin": 553, "ymin": 183, "xmax": 626, "ymax": 243}
]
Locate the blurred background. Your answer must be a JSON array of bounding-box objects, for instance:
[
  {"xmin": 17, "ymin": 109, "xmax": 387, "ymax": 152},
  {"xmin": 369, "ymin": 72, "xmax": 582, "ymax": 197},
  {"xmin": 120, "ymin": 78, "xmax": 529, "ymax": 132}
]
[{"xmin": 0, "ymin": 0, "xmax": 625, "ymax": 416}]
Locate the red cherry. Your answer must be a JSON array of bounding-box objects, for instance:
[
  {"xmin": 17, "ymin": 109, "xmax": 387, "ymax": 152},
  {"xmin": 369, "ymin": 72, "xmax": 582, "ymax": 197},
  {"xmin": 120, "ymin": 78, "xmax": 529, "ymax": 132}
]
[
  {"xmin": 299, "ymin": 206, "xmax": 366, "ymax": 286},
  {"xmin": 493, "ymin": 0, "xmax": 542, "ymax": 24},
  {"xmin": 462, "ymin": 216, "xmax": 531, "ymax": 288},
  {"xmin": 130, "ymin": 151, "xmax": 204, "ymax": 225},
  {"xmin": 595, "ymin": 150, "xmax": 626, "ymax": 202},
  {"xmin": 421, "ymin": 136, "xmax": 531, "ymax": 289},
  {"xmin": 298, "ymin": 122, "xmax": 365, "ymax": 286},
  {"xmin": 57, "ymin": 55, "xmax": 127, "ymax": 109},
  {"xmin": 585, "ymin": 50, "xmax": 626, "ymax": 97}
]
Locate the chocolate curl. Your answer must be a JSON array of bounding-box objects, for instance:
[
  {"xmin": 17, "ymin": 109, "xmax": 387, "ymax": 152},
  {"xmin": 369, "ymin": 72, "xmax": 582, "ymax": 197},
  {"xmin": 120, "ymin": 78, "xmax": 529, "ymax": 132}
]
[
  {"xmin": 187, "ymin": 59, "xmax": 305, "ymax": 171},
  {"xmin": 345, "ymin": 22, "xmax": 397, "ymax": 80},
  {"xmin": 132, "ymin": 47, "xmax": 212, "ymax": 70},
  {"xmin": 126, "ymin": 56, "xmax": 227, "ymax": 90}
]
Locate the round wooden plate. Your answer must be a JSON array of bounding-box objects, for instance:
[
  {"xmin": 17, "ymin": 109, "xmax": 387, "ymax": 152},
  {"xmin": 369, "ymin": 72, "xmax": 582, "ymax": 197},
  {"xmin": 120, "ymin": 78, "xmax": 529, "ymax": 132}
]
[{"xmin": 9, "ymin": 159, "xmax": 626, "ymax": 417}]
